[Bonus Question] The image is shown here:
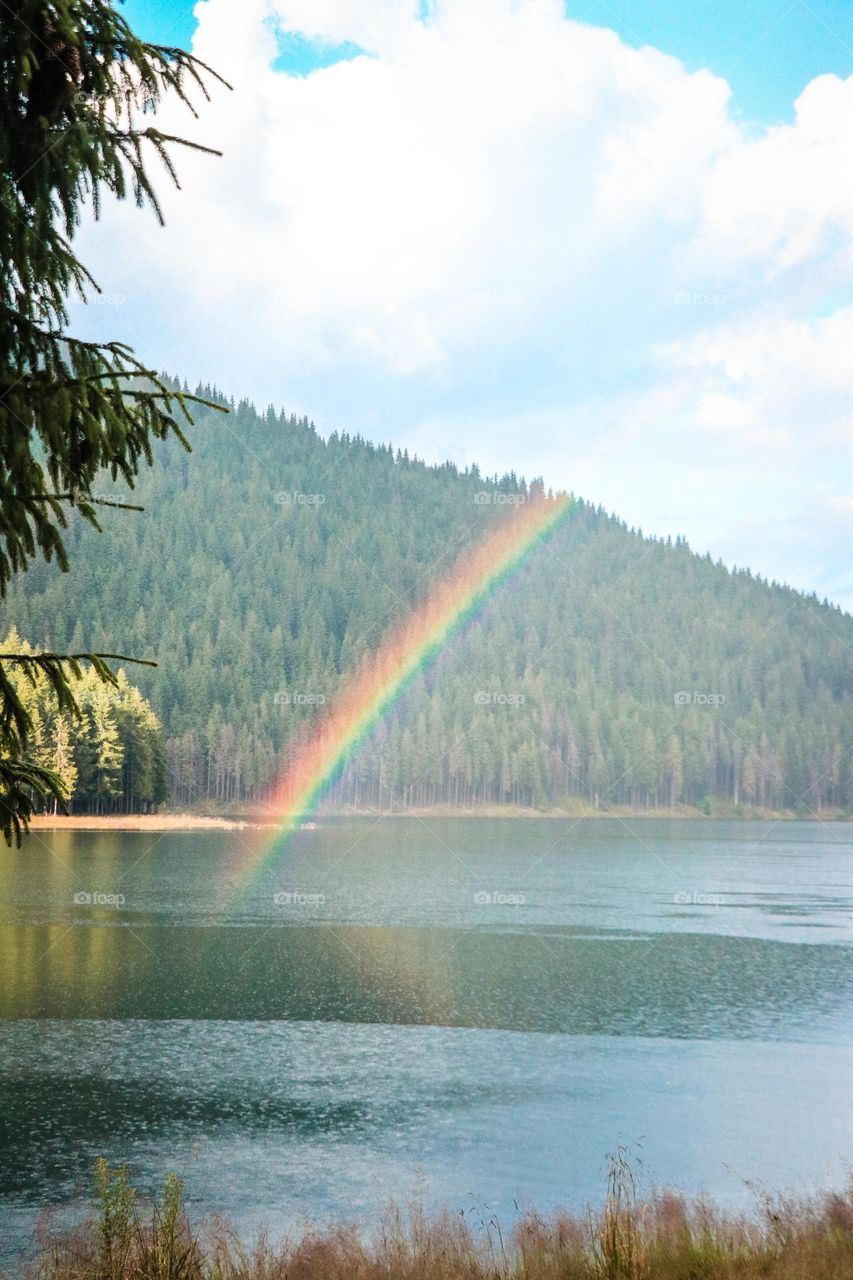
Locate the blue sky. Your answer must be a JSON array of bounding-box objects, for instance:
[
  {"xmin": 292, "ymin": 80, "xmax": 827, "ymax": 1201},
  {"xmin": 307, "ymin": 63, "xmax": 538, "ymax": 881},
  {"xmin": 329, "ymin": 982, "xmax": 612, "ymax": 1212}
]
[
  {"xmin": 123, "ymin": 0, "xmax": 195, "ymax": 48},
  {"xmin": 80, "ymin": 1, "xmax": 853, "ymax": 608}
]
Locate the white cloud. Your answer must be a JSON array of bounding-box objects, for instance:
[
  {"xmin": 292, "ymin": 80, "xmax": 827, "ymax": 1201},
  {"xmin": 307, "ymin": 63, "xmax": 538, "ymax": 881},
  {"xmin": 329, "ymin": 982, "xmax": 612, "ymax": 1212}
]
[
  {"xmin": 71, "ymin": 0, "xmax": 853, "ymax": 608},
  {"xmin": 827, "ymin": 495, "xmax": 853, "ymax": 519},
  {"xmin": 698, "ymin": 73, "xmax": 853, "ymax": 272},
  {"xmin": 658, "ymin": 307, "xmax": 853, "ymax": 452}
]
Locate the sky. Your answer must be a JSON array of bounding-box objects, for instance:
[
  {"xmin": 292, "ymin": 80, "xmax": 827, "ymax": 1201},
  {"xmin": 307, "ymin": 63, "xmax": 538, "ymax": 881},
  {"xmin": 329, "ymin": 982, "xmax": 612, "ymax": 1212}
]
[{"xmin": 74, "ymin": 0, "xmax": 853, "ymax": 608}]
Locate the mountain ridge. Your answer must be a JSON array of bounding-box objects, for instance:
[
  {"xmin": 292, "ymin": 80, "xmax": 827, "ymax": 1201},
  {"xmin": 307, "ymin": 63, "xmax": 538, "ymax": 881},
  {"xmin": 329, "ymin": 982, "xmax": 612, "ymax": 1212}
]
[{"xmin": 6, "ymin": 385, "xmax": 851, "ymax": 814}]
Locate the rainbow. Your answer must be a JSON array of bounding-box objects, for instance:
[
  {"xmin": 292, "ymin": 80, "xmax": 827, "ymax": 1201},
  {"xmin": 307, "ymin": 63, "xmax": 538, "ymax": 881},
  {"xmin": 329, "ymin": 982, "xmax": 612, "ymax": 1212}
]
[{"xmin": 238, "ymin": 490, "xmax": 576, "ymax": 896}]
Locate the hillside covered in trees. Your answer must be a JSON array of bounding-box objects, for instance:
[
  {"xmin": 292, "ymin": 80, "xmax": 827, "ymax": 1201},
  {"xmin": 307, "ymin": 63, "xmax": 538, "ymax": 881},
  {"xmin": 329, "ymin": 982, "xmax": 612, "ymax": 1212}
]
[{"xmin": 5, "ymin": 390, "xmax": 852, "ymax": 815}]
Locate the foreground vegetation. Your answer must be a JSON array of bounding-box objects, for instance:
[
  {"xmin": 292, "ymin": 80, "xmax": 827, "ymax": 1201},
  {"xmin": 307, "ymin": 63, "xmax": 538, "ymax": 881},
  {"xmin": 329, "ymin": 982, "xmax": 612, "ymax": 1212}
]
[{"xmin": 23, "ymin": 1157, "xmax": 853, "ymax": 1280}]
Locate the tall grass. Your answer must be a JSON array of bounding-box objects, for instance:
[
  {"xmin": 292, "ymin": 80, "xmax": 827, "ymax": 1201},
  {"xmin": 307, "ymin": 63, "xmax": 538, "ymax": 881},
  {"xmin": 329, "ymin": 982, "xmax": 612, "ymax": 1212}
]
[{"xmin": 21, "ymin": 1153, "xmax": 853, "ymax": 1280}]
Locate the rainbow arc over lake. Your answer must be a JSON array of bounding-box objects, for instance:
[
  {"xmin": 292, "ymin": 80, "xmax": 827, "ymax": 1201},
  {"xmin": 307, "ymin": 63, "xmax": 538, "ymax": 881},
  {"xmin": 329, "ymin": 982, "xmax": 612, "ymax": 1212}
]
[{"xmin": 240, "ymin": 491, "xmax": 575, "ymax": 893}]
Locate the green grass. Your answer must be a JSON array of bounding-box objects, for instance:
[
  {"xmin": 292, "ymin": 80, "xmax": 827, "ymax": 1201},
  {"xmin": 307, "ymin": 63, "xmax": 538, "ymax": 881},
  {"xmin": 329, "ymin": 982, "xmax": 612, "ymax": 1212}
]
[{"xmin": 22, "ymin": 1154, "xmax": 853, "ymax": 1280}]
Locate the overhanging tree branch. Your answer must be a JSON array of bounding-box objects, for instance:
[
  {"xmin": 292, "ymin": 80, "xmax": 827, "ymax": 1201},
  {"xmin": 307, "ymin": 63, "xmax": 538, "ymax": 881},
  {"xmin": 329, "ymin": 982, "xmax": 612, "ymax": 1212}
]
[{"xmin": 0, "ymin": 0, "xmax": 229, "ymax": 842}]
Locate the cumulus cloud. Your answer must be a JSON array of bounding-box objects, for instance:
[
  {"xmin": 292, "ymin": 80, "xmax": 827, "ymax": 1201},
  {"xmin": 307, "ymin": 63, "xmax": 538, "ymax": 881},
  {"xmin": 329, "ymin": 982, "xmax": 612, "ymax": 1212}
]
[
  {"xmin": 658, "ymin": 308, "xmax": 853, "ymax": 451},
  {"xmin": 71, "ymin": 0, "xmax": 853, "ymax": 607},
  {"xmin": 698, "ymin": 74, "xmax": 853, "ymax": 272}
]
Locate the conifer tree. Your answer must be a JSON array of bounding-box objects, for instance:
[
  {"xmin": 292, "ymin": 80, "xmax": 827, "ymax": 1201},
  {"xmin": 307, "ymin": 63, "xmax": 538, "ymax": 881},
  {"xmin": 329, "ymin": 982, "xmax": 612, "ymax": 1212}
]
[
  {"xmin": 0, "ymin": 631, "xmax": 162, "ymax": 813},
  {"xmin": 0, "ymin": 1, "xmax": 227, "ymax": 840}
]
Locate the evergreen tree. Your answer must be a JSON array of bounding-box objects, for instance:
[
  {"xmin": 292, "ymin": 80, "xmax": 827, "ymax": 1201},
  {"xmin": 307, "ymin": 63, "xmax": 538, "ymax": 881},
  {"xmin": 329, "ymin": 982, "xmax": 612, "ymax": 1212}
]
[
  {"xmin": 0, "ymin": 632, "xmax": 163, "ymax": 813},
  {"xmin": 0, "ymin": 1, "xmax": 227, "ymax": 840}
]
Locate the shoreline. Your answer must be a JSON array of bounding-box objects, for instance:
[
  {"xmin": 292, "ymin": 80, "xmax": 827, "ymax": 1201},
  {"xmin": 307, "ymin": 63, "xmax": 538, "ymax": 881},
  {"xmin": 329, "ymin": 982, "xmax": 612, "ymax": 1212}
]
[
  {"xmin": 28, "ymin": 803, "xmax": 850, "ymax": 832},
  {"xmin": 28, "ymin": 813, "xmax": 256, "ymax": 832}
]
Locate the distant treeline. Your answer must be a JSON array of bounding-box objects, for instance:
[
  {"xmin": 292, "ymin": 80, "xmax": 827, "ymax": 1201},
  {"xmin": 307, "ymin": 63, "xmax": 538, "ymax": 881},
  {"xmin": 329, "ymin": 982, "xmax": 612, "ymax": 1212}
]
[
  {"xmin": 2, "ymin": 631, "xmax": 166, "ymax": 814},
  {"xmin": 4, "ymin": 389, "xmax": 852, "ymax": 814}
]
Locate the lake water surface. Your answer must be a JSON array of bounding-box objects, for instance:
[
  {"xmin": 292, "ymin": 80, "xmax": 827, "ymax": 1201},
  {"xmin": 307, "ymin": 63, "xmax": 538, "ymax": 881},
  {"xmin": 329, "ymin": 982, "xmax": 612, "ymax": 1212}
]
[{"xmin": 1, "ymin": 818, "xmax": 851, "ymax": 1263}]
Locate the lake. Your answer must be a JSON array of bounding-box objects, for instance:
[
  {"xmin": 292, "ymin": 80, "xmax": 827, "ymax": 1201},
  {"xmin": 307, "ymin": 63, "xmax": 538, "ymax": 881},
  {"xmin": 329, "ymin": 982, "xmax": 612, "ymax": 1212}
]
[{"xmin": 1, "ymin": 817, "xmax": 851, "ymax": 1264}]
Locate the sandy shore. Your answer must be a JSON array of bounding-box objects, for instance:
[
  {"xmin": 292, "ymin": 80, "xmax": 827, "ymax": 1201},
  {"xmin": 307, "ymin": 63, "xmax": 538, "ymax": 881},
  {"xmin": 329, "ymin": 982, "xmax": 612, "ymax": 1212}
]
[{"xmin": 28, "ymin": 813, "xmax": 257, "ymax": 832}]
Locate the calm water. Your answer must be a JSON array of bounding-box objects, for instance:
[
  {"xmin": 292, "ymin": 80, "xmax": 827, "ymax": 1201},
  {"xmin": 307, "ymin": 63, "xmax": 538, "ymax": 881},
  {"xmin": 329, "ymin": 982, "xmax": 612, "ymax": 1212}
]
[{"xmin": 1, "ymin": 818, "xmax": 852, "ymax": 1263}]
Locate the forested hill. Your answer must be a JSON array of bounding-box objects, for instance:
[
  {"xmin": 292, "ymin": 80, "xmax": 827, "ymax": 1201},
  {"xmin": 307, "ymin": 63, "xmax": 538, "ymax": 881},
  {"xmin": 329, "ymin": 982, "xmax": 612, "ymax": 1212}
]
[{"xmin": 6, "ymin": 390, "xmax": 852, "ymax": 814}]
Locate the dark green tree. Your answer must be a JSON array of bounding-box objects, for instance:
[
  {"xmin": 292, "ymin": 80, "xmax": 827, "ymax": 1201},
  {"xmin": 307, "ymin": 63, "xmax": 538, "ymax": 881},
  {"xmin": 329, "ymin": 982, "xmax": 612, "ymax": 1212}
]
[{"xmin": 0, "ymin": 1, "xmax": 228, "ymax": 841}]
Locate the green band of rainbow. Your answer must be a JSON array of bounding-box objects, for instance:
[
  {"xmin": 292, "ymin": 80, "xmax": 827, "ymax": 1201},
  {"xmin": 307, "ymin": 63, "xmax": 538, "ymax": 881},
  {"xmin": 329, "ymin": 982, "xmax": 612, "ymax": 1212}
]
[{"xmin": 236, "ymin": 492, "xmax": 576, "ymax": 898}]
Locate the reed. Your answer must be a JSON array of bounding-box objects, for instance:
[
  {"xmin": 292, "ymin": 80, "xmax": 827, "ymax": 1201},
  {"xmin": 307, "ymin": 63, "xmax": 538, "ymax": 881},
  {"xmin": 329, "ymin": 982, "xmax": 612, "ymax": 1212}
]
[{"xmin": 22, "ymin": 1154, "xmax": 853, "ymax": 1280}]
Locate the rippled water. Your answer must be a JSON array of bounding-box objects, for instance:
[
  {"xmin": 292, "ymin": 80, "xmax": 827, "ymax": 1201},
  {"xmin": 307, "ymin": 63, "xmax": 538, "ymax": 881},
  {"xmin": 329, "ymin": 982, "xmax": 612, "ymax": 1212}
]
[{"xmin": 1, "ymin": 819, "xmax": 851, "ymax": 1264}]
